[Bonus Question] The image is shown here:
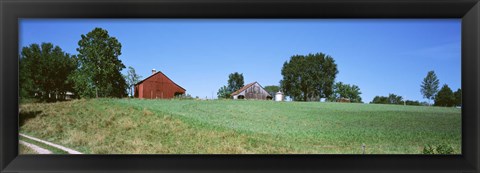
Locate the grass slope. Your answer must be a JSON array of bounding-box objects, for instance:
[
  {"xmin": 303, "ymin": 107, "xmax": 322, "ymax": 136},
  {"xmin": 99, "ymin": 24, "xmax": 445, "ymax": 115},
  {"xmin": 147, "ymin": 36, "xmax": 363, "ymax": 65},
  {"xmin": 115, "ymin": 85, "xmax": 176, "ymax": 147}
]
[{"xmin": 19, "ymin": 98, "xmax": 461, "ymax": 154}]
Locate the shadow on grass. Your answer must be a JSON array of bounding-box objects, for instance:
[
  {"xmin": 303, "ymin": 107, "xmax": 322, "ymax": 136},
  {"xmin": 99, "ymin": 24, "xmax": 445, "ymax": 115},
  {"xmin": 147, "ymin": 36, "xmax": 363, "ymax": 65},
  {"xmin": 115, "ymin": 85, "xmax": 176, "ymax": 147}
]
[{"xmin": 19, "ymin": 111, "xmax": 42, "ymax": 127}]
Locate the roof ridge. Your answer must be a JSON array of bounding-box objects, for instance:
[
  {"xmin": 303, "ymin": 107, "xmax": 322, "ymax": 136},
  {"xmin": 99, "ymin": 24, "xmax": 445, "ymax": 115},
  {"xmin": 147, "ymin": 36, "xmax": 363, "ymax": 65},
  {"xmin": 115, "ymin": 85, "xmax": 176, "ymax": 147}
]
[
  {"xmin": 230, "ymin": 81, "xmax": 258, "ymax": 96},
  {"xmin": 134, "ymin": 71, "xmax": 186, "ymax": 91}
]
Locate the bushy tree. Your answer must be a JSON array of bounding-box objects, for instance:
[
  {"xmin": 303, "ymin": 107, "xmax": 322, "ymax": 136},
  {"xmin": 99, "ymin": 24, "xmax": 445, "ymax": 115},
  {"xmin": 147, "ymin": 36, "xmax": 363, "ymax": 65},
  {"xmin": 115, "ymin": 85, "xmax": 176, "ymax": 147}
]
[
  {"xmin": 217, "ymin": 85, "xmax": 231, "ymax": 99},
  {"xmin": 330, "ymin": 82, "xmax": 362, "ymax": 103},
  {"xmin": 421, "ymin": 71, "xmax": 440, "ymax": 105},
  {"xmin": 19, "ymin": 43, "xmax": 77, "ymax": 101},
  {"xmin": 453, "ymin": 88, "xmax": 462, "ymax": 107},
  {"xmin": 280, "ymin": 53, "xmax": 338, "ymax": 101},
  {"xmin": 370, "ymin": 96, "xmax": 388, "ymax": 104},
  {"xmin": 370, "ymin": 94, "xmax": 403, "ymax": 105},
  {"xmin": 387, "ymin": 93, "xmax": 403, "ymax": 104},
  {"xmin": 217, "ymin": 72, "xmax": 245, "ymax": 99},
  {"xmin": 228, "ymin": 72, "xmax": 244, "ymax": 93},
  {"xmin": 72, "ymin": 27, "xmax": 127, "ymax": 98},
  {"xmin": 434, "ymin": 84, "xmax": 455, "ymax": 107}
]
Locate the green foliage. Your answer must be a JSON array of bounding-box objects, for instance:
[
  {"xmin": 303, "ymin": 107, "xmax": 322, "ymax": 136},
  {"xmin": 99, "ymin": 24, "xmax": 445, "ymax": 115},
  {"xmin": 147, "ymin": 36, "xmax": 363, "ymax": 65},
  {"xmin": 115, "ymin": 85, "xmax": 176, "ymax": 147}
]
[
  {"xmin": 280, "ymin": 53, "xmax": 338, "ymax": 101},
  {"xmin": 453, "ymin": 88, "xmax": 462, "ymax": 107},
  {"xmin": 422, "ymin": 145, "xmax": 435, "ymax": 154},
  {"xmin": 19, "ymin": 43, "xmax": 77, "ymax": 102},
  {"xmin": 387, "ymin": 94, "xmax": 403, "ymax": 104},
  {"xmin": 404, "ymin": 100, "xmax": 421, "ymax": 106},
  {"xmin": 217, "ymin": 85, "xmax": 231, "ymax": 99},
  {"xmin": 72, "ymin": 27, "xmax": 127, "ymax": 98},
  {"xmin": 264, "ymin": 85, "xmax": 280, "ymax": 98},
  {"xmin": 370, "ymin": 96, "xmax": 388, "ymax": 104},
  {"xmin": 421, "ymin": 71, "xmax": 440, "ymax": 104},
  {"xmin": 125, "ymin": 66, "xmax": 142, "ymax": 97},
  {"xmin": 217, "ymin": 72, "xmax": 244, "ymax": 99},
  {"xmin": 370, "ymin": 94, "xmax": 403, "ymax": 105},
  {"xmin": 228, "ymin": 72, "xmax": 244, "ymax": 93},
  {"xmin": 330, "ymin": 82, "xmax": 362, "ymax": 103},
  {"xmin": 434, "ymin": 84, "xmax": 455, "ymax": 107},
  {"xmin": 422, "ymin": 144, "xmax": 454, "ymax": 154}
]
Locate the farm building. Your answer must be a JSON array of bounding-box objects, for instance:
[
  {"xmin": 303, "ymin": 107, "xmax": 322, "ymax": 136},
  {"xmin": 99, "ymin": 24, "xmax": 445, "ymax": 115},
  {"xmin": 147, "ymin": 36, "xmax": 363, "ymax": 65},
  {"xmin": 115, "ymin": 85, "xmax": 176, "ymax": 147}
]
[
  {"xmin": 231, "ymin": 82, "xmax": 272, "ymax": 100},
  {"xmin": 134, "ymin": 69, "xmax": 186, "ymax": 99}
]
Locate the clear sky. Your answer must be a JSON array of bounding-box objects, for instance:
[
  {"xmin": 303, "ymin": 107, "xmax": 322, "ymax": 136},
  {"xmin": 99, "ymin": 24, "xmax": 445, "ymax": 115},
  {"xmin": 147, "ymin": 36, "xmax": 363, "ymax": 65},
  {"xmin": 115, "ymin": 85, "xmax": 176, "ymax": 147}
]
[{"xmin": 19, "ymin": 19, "xmax": 461, "ymax": 102}]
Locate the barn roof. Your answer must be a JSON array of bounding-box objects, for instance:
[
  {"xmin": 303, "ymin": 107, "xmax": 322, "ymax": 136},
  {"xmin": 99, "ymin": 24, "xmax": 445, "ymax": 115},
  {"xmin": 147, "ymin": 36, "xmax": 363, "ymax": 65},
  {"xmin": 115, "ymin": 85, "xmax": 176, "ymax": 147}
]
[
  {"xmin": 134, "ymin": 71, "xmax": 186, "ymax": 91},
  {"xmin": 230, "ymin": 81, "xmax": 271, "ymax": 96}
]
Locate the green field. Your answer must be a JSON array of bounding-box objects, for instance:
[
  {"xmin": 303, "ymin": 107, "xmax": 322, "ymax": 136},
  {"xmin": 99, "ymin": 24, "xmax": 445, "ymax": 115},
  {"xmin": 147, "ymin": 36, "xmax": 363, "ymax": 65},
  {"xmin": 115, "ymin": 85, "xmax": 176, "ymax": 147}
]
[{"xmin": 19, "ymin": 98, "xmax": 461, "ymax": 154}]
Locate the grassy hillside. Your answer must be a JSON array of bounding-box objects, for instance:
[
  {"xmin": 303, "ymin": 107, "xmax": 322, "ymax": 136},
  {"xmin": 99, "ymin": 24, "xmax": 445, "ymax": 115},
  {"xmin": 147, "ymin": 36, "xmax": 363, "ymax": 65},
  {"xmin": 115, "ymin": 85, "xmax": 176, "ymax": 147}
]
[{"xmin": 19, "ymin": 98, "xmax": 461, "ymax": 154}]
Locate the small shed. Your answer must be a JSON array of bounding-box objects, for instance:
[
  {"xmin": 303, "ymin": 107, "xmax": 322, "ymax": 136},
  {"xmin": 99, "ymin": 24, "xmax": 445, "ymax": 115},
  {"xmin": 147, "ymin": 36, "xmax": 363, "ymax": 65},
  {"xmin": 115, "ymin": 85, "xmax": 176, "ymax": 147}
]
[
  {"xmin": 231, "ymin": 82, "xmax": 272, "ymax": 100},
  {"xmin": 134, "ymin": 69, "xmax": 186, "ymax": 99}
]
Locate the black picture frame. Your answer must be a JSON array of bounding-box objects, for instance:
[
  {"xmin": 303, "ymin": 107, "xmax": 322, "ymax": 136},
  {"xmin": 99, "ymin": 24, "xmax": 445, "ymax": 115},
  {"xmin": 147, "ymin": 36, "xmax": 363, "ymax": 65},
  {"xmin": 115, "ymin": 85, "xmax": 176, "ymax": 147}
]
[{"xmin": 1, "ymin": 0, "xmax": 479, "ymax": 172}]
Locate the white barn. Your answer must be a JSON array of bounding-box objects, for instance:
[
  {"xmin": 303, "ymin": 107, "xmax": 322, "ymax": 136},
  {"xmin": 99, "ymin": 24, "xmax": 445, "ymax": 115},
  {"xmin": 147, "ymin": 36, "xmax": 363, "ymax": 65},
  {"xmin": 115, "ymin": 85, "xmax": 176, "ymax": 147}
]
[{"xmin": 231, "ymin": 82, "xmax": 272, "ymax": 100}]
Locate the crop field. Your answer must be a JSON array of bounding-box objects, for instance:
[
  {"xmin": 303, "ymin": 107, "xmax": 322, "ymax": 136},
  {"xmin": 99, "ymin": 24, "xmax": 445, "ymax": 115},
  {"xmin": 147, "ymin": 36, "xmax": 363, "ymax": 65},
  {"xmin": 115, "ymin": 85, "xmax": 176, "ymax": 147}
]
[{"xmin": 19, "ymin": 98, "xmax": 461, "ymax": 154}]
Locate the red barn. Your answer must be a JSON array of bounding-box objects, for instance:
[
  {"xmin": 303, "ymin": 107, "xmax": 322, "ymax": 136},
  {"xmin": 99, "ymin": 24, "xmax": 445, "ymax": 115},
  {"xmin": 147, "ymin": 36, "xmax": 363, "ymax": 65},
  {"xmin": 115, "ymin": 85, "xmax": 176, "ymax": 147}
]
[{"xmin": 134, "ymin": 69, "xmax": 186, "ymax": 99}]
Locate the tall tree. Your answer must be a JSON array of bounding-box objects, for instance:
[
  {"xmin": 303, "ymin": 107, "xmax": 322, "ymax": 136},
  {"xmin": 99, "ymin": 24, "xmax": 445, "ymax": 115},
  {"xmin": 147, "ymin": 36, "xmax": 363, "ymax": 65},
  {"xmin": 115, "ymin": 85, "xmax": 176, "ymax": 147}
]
[
  {"xmin": 19, "ymin": 43, "xmax": 77, "ymax": 101},
  {"xmin": 125, "ymin": 66, "xmax": 142, "ymax": 97},
  {"xmin": 72, "ymin": 27, "xmax": 127, "ymax": 98},
  {"xmin": 217, "ymin": 72, "xmax": 245, "ymax": 99},
  {"xmin": 420, "ymin": 71, "xmax": 440, "ymax": 105},
  {"xmin": 280, "ymin": 53, "xmax": 338, "ymax": 101},
  {"xmin": 434, "ymin": 84, "xmax": 455, "ymax": 107},
  {"xmin": 453, "ymin": 88, "xmax": 462, "ymax": 107},
  {"xmin": 227, "ymin": 72, "xmax": 244, "ymax": 93}
]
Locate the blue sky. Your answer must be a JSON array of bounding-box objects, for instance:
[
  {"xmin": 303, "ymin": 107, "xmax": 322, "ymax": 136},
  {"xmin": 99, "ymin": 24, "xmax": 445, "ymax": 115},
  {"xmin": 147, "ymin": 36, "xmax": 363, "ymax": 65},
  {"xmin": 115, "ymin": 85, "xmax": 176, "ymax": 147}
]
[{"xmin": 19, "ymin": 19, "xmax": 461, "ymax": 102}]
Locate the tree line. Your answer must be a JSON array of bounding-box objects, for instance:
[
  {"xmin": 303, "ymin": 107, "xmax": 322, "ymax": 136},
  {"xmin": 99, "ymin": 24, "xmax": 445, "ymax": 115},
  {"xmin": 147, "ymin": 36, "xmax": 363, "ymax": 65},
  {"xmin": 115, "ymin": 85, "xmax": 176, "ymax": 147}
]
[
  {"xmin": 217, "ymin": 52, "xmax": 459, "ymax": 107},
  {"xmin": 20, "ymin": 27, "xmax": 141, "ymax": 102},
  {"xmin": 370, "ymin": 71, "xmax": 461, "ymax": 107}
]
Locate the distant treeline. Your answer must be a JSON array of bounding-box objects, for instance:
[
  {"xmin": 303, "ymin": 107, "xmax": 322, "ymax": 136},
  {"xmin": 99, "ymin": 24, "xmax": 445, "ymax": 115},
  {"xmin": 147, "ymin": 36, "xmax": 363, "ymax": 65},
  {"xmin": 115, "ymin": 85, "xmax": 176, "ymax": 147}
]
[
  {"xmin": 370, "ymin": 71, "xmax": 461, "ymax": 107},
  {"xmin": 370, "ymin": 94, "xmax": 429, "ymax": 106}
]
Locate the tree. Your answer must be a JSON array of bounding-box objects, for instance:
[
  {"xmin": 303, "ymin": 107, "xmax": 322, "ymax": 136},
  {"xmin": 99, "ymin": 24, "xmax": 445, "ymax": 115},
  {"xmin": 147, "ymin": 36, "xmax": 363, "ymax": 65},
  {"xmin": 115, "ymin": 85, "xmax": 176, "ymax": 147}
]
[
  {"xmin": 387, "ymin": 93, "xmax": 403, "ymax": 104},
  {"xmin": 453, "ymin": 88, "xmax": 462, "ymax": 107},
  {"xmin": 370, "ymin": 96, "xmax": 388, "ymax": 104},
  {"xmin": 125, "ymin": 66, "xmax": 142, "ymax": 97},
  {"xmin": 370, "ymin": 93, "xmax": 403, "ymax": 105},
  {"xmin": 404, "ymin": 100, "xmax": 421, "ymax": 106},
  {"xmin": 421, "ymin": 71, "xmax": 440, "ymax": 105},
  {"xmin": 217, "ymin": 85, "xmax": 231, "ymax": 99},
  {"xmin": 330, "ymin": 82, "xmax": 362, "ymax": 103},
  {"xmin": 264, "ymin": 85, "xmax": 280, "ymax": 99},
  {"xmin": 434, "ymin": 84, "xmax": 455, "ymax": 107},
  {"xmin": 19, "ymin": 43, "xmax": 77, "ymax": 101},
  {"xmin": 72, "ymin": 27, "xmax": 127, "ymax": 98},
  {"xmin": 280, "ymin": 53, "xmax": 338, "ymax": 101},
  {"xmin": 217, "ymin": 72, "xmax": 245, "ymax": 99},
  {"xmin": 228, "ymin": 72, "xmax": 244, "ymax": 93}
]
